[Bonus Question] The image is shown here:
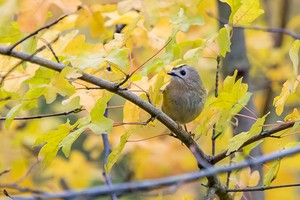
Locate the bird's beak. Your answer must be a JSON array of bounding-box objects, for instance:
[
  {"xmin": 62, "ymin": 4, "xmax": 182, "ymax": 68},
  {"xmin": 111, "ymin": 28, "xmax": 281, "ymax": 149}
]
[{"xmin": 167, "ymin": 71, "xmax": 177, "ymax": 76}]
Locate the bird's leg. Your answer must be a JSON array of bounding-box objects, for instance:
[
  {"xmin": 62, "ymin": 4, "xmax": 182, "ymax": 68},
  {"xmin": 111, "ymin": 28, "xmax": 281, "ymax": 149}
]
[
  {"xmin": 184, "ymin": 124, "xmax": 188, "ymax": 132},
  {"xmin": 184, "ymin": 124, "xmax": 195, "ymax": 137}
]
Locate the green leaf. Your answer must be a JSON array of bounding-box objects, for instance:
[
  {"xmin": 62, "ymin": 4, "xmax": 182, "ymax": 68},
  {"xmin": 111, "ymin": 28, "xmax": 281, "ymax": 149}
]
[
  {"xmin": 105, "ymin": 128, "xmax": 135, "ymax": 172},
  {"xmin": 90, "ymin": 91, "xmax": 114, "ymax": 134},
  {"xmin": 170, "ymin": 8, "xmax": 204, "ymax": 32},
  {"xmin": 195, "ymin": 70, "xmax": 251, "ymax": 136},
  {"xmin": 289, "ymin": 40, "xmax": 300, "ymax": 76},
  {"xmin": 22, "ymin": 36, "xmax": 37, "ymax": 54},
  {"xmin": 0, "ymin": 89, "xmax": 19, "ymax": 110},
  {"xmin": 88, "ymin": 118, "xmax": 114, "ymax": 134},
  {"xmin": 34, "ymin": 120, "xmax": 72, "ymax": 165},
  {"xmin": 25, "ymin": 67, "xmax": 76, "ymax": 104},
  {"xmin": 149, "ymin": 71, "xmax": 165, "ymax": 105},
  {"xmin": 242, "ymin": 140, "xmax": 263, "ymax": 156},
  {"xmin": 60, "ymin": 125, "xmax": 88, "ymax": 157},
  {"xmin": 231, "ymin": 92, "xmax": 252, "ymax": 115},
  {"xmin": 25, "ymin": 67, "xmax": 56, "ymax": 85},
  {"xmin": 5, "ymin": 103, "xmax": 23, "ymax": 128},
  {"xmin": 90, "ymin": 92, "xmax": 113, "ymax": 123},
  {"xmin": 233, "ymin": 0, "xmax": 264, "ymax": 25},
  {"xmin": 51, "ymin": 67, "xmax": 76, "ymax": 98},
  {"xmin": 221, "ymin": 0, "xmax": 264, "ymax": 25},
  {"xmin": 263, "ymin": 159, "xmax": 280, "ymax": 186},
  {"xmin": 227, "ymin": 113, "xmax": 268, "ymax": 155},
  {"xmin": 226, "ymin": 131, "xmax": 249, "ymax": 155},
  {"xmin": 217, "ymin": 26, "xmax": 232, "ymax": 57},
  {"xmin": 183, "ymin": 47, "xmax": 203, "ymax": 61},
  {"xmin": 105, "ymin": 48, "xmax": 129, "ymax": 71}
]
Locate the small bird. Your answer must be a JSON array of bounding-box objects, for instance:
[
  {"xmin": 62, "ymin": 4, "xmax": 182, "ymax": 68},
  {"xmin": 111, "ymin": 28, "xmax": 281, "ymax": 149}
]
[{"xmin": 162, "ymin": 65, "xmax": 207, "ymax": 131}]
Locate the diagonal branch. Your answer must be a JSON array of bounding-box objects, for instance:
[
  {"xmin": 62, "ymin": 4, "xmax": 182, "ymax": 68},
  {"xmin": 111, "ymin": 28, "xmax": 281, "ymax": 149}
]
[
  {"xmin": 0, "ymin": 45, "xmax": 233, "ymax": 198},
  {"xmin": 0, "ymin": 45, "xmax": 210, "ymax": 168},
  {"xmin": 12, "ymin": 145, "xmax": 300, "ymax": 200}
]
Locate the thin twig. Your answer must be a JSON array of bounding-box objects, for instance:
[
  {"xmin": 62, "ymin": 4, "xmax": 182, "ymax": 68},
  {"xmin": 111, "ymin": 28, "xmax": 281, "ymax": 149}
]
[
  {"xmin": 128, "ymin": 82, "xmax": 152, "ymax": 104},
  {"xmin": 1, "ymin": 184, "xmax": 46, "ymax": 195},
  {"xmin": 0, "ymin": 108, "xmax": 83, "ymax": 120},
  {"xmin": 212, "ymin": 56, "xmax": 221, "ymax": 156},
  {"xmin": 7, "ymin": 14, "xmax": 69, "ymax": 53},
  {"xmin": 13, "ymin": 162, "xmax": 39, "ymax": 185},
  {"xmin": 227, "ymin": 183, "xmax": 300, "ymax": 192},
  {"xmin": 211, "ymin": 122, "xmax": 295, "ymax": 164},
  {"xmin": 126, "ymin": 133, "xmax": 170, "ymax": 142},
  {"xmin": 36, "ymin": 36, "xmax": 60, "ymax": 63},
  {"xmin": 116, "ymin": 39, "xmax": 172, "ymax": 87},
  {"xmin": 0, "ymin": 36, "xmax": 60, "ymax": 86},
  {"xmin": 0, "ymin": 169, "xmax": 10, "ymax": 177},
  {"xmin": 207, "ymin": 11, "xmax": 300, "ymax": 40},
  {"xmin": 113, "ymin": 116, "xmax": 156, "ymax": 127}
]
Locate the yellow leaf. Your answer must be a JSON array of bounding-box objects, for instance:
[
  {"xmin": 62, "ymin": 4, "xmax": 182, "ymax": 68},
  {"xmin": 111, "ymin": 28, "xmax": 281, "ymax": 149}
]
[
  {"xmin": 273, "ymin": 77, "xmax": 300, "ymax": 115},
  {"xmin": 123, "ymin": 100, "xmax": 141, "ymax": 126},
  {"xmin": 289, "ymin": 40, "xmax": 300, "ymax": 76},
  {"xmin": 46, "ymin": 151, "xmax": 94, "ymax": 189},
  {"xmin": 232, "ymin": 0, "xmax": 264, "ymax": 25},
  {"xmin": 148, "ymin": 71, "xmax": 165, "ymax": 105},
  {"xmin": 284, "ymin": 108, "xmax": 299, "ymax": 121},
  {"xmin": 249, "ymin": 170, "xmax": 260, "ymax": 187},
  {"xmin": 90, "ymin": 11, "xmax": 104, "ymax": 38},
  {"xmin": 105, "ymin": 128, "xmax": 135, "ymax": 172},
  {"xmin": 240, "ymin": 168, "xmax": 260, "ymax": 187},
  {"xmin": 217, "ymin": 26, "xmax": 232, "ymax": 57},
  {"xmin": 264, "ymin": 159, "xmax": 280, "ymax": 186},
  {"xmin": 183, "ymin": 47, "xmax": 202, "ymax": 60}
]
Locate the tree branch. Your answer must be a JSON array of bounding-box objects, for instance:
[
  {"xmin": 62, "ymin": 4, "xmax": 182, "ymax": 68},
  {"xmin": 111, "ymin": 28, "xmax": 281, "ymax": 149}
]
[
  {"xmin": 0, "ymin": 108, "xmax": 83, "ymax": 120},
  {"xmin": 102, "ymin": 108, "xmax": 118, "ymax": 200},
  {"xmin": 0, "ymin": 45, "xmax": 232, "ymax": 197},
  {"xmin": 227, "ymin": 183, "xmax": 300, "ymax": 192},
  {"xmin": 0, "ymin": 45, "xmax": 211, "ymax": 168},
  {"xmin": 207, "ymin": 11, "xmax": 300, "ymax": 40},
  {"xmin": 211, "ymin": 122, "xmax": 295, "ymax": 164},
  {"xmin": 6, "ymin": 14, "xmax": 69, "ymax": 53},
  {"xmin": 12, "ymin": 145, "xmax": 300, "ymax": 200}
]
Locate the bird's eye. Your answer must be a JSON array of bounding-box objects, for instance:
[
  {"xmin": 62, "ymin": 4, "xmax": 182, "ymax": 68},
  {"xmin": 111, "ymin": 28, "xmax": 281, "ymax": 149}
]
[{"xmin": 180, "ymin": 70, "xmax": 186, "ymax": 76}]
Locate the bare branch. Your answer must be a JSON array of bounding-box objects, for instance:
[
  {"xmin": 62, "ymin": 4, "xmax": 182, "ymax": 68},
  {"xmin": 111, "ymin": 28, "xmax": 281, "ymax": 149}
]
[
  {"xmin": 1, "ymin": 184, "xmax": 45, "ymax": 195},
  {"xmin": 0, "ymin": 108, "xmax": 83, "ymax": 121},
  {"xmin": 227, "ymin": 183, "xmax": 300, "ymax": 192},
  {"xmin": 207, "ymin": 11, "xmax": 300, "ymax": 40},
  {"xmin": 102, "ymin": 108, "xmax": 118, "ymax": 200},
  {"xmin": 0, "ymin": 45, "xmax": 227, "ymax": 199},
  {"xmin": 36, "ymin": 36, "xmax": 60, "ymax": 63},
  {"xmin": 0, "ymin": 169, "xmax": 10, "ymax": 177},
  {"xmin": 116, "ymin": 39, "xmax": 172, "ymax": 87},
  {"xmin": 12, "ymin": 145, "xmax": 300, "ymax": 200},
  {"xmin": 212, "ymin": 56, "xmax": 221, "ymax": 156},
  {"xmin": 7, "ymin": 14, "xmax": 69, "ymax": 53},
  {"xmin": 0, "ymin": 36, "xmax": 59, "ymax": 86},
  {"xmin": 211, "ymin": 122, "xmax": 295, "ymax": 164}
]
